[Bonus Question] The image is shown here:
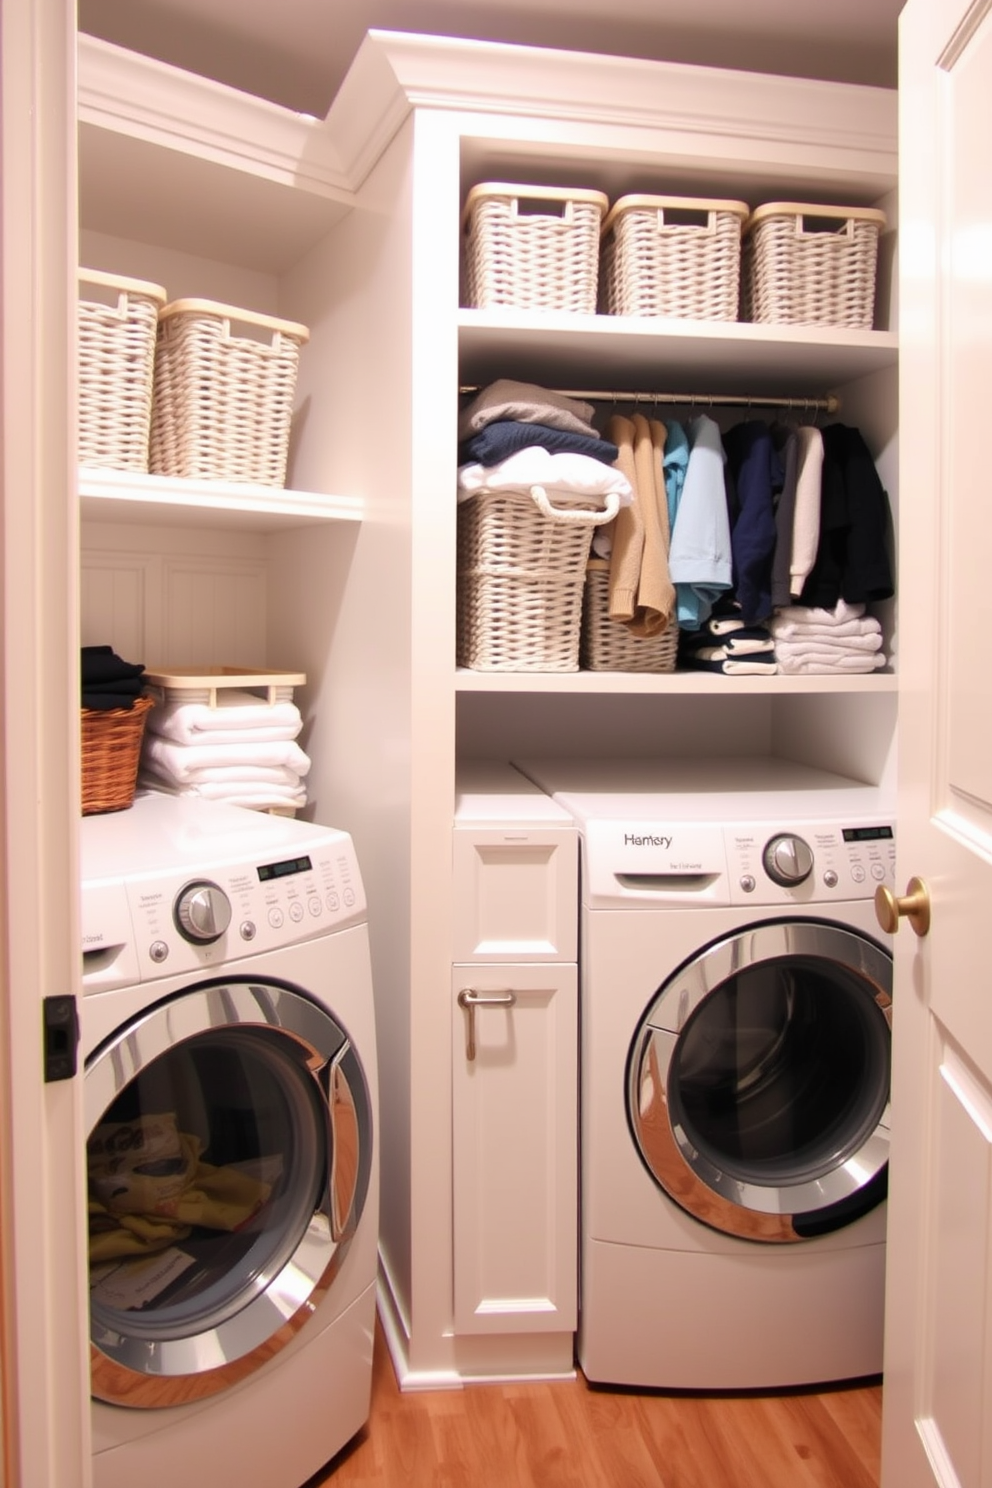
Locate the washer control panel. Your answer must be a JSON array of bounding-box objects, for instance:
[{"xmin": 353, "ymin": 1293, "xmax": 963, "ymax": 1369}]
[
  {"xmin": 583, "ymin": 815, "xmax": 895, "ymax": 908},
  {"xmin": 82, "ymin": 832, "xmax": 366, "ymax": 987},
  {"xmin": 725, "ymin": 821, "xmax": 896, "ymax": 904}
]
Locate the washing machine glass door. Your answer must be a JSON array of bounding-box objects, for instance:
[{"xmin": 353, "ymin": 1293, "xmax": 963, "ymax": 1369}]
[
  {"xmin": 628, "ymin": 919, "xmax": 891, "ymax": 1243},
  {"xmin": 85, "ymin": 977, "xmax": 372, "ymax": 1407}
]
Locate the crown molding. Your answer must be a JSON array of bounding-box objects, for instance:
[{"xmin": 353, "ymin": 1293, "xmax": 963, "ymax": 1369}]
[
  {"xmin": 78, "ymin": 34, "xmax": 354, "ymax": 204},
  {"xmin": 77, "ymin": 29, "xmax": 897, "ymax": 259},
  {"xmin": 329, "ymin": 30, "xmax": 897, "ymax": 192}
]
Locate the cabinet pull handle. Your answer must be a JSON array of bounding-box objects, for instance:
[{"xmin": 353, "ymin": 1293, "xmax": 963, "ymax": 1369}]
[{"xmin": 457, "ymin": 987, "xmax": 516, "ymax": 1061}]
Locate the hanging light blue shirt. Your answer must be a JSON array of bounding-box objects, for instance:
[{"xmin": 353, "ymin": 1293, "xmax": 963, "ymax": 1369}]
[
  {"xmin": 668, "ymin": 415, "xmax": 733, "ymax": 630},
  {"xmin": 663, "ymin": 420, "xmax": 689, "ymax": 532}
]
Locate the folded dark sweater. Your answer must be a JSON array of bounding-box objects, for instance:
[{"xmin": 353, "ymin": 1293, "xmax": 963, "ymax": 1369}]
[
  {"xmin": 82, "ymin": 685, "xmax": 146, "ymax": 710},
  {"xmin": 81, "ymin": 645, "xmax": 145, "ymax": 710},
  {"xmin": 81, "ymin": 645, "xmax": 145, "ymax": 684},
  {"xmin": 459, "ymin": 420, "xmax": 618, "ymax": 467}
]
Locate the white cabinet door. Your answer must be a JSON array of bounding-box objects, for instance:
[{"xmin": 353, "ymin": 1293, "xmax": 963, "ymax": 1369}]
[
  {"xmin": 452, "ymin": 963, "xmax": 577, "ymax": 1335},
  {"xmin": 452, "ymin": 827, "xmax": 578, "ymax": 963},
  {"xmin": 883, "ymin": 2, "xmax": 992, "ymax": 1485}
]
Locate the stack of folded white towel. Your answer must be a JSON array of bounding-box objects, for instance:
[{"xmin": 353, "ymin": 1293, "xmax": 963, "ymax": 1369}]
[
  {"xmin": 139, "ymin": 689, "xmax": 311, "ymax": 812},
  {"xmin": 769, "ymin": 600, "xmax": 886, "ymax": 674}
]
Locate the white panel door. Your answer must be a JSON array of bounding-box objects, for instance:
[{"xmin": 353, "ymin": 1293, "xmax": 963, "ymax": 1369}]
[
  {"xmin": 452, "ymin": 963, "xmax": 577, "ymax": 1335},
  {"xmin": 1, "ymin": 0, "xmax": 91, "ymax": 1481},
  {"xmin": 883, "ymin": 2, "xmax": 992, "ymax": 1485}
]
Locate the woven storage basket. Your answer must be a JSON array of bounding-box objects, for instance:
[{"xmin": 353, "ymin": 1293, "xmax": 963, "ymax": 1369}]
[
  {"xmin": 600, "ymin": 195, "xmax": 749, "ymax": 321},
  {"xmin": 150, "ymin": 300, "xmax": 310, "ymax": 486},
  {"xmin": 580, "ymin": 561, "xmax": 679, "ymax": 672},
  {"xmin": 457, "ymin": 490, "xmax": 620, "ymax": 672},
  {"xmin": 741, "ymin": 203, "xmax": 886, "ymax": 329},
  {"xmin": 461, "ymin": 183, "xmax": 609, "ymax": 313},
  {"xmin": 81, "ymin": 695, "xmax": 154, "ymax": 815},
  {"xmin": 78, "ymin": 270, "xmax": 167, "ymax": 472}
]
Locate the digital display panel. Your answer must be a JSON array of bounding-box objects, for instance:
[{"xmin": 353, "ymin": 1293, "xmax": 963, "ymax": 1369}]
[
  {"xmin": 257, "ymin": 855, "xmax": 313, "ymax": 881},
  {"xmin": 842, "ymin": 827, "xmax": 893, "ymax": 843}
]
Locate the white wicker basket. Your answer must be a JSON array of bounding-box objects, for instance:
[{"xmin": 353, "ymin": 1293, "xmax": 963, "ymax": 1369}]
[
  {"xmin": 600, "ymin": 195, "xmax": 749, "ymax": 321},
  {"xmin": 150, "ymin": 300, "xmax": 310, "ymax": 486},
  {"xmin": 461, "ymin": 183, "xmax": 609, "ymax": 313},
  {"xmin": 78, "ymin": 269, "xmax": 167, "ymax": 472},
  {"xmin": 457, "ymin": 490, "xmax": 619, "ymax": 672},
  {"xmin": 141, "ymin": 666, "xmax": 306, "ymax": 708},
  {"xmin": 580, "ymin": 561, "xmax": 679, "ymax": 672},
  {"xmin": 741, "ymin": 203, "xmax": 886, "ymax": 329}
]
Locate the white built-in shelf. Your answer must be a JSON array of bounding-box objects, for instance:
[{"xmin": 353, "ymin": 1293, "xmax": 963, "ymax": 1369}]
[
  {"xmin": 78, "ymin": 467, "xmax": 362, "ymax": 532},
  {"xmin": 77, "ymin": 35, "xmax": 354, "ymax": 273},
  {"xmin": 455, "ymin": 669, "xmax": 897, "ymax": 695},
  {"xmin": 459, "ymin": 311, "xmax": 897, "ymax": 403}
]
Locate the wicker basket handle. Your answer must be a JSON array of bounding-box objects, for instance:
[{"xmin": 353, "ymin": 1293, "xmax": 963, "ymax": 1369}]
[
  {"xmin": 794, "ymin": 213, "xmax": 856, "ymax": 240},
  {"xmin": 530, "ymin": 489, "xmax": 621, "ymax": 526}
]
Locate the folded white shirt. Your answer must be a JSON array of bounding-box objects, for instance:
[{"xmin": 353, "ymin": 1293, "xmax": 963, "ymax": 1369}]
[
  {"xmin": 142, "ymin": 734, "xmax": 311, "ymax": 782},
  {"xmin": 771, "ymin": 618, "xmax": 881, "ymax": 641},
  {"xmin": 773, "ymin": 600, "xmax": 867, "ymax": 627},
  {"xmin": 776, "ymin": 652, "xmax": 885, "ymax": 674},
  {"xmin": 146, "ymin": 690, "xmax": 303, "ymax": 746},
  {"xmin": 457, "ymin": 448, "xmax": 633, "ymax": 506},
  {"xmin": 775, "ymin": 633, "xmax": 883, "ymax": 656}
]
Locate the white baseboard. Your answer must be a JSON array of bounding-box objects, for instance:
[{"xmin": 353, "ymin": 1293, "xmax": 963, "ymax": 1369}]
[{"xmin": 375, "ymin": 1252, "xmax": 463, "ymax": 1393}]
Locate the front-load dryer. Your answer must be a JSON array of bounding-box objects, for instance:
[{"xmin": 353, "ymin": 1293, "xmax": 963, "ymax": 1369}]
[
  {"xmin": 80, "ymin": 792, "xmax": 379, "ymax": 1488},
  {"xmin": 514, "ymin": 756, "xmax": 894, "ymax": 1391}
]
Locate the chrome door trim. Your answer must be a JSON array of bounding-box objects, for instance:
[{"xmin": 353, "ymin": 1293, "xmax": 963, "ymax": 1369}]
[
  {"xmin": 641, "ymin": 920, "xmax": 892, "ymax": 1035},
  {"xmin": 628, "ymin": 919, "xmax": 892, "ymax": 1243},
  {"xmin": 86, "ymin": 978, "xmax": 372, "ymax": 1407}
]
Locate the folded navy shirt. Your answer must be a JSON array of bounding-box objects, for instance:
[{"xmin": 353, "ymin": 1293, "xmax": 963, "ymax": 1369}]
[{"xmin": 459, "ymin": 419, "xmax": 618, "ymax": 467}]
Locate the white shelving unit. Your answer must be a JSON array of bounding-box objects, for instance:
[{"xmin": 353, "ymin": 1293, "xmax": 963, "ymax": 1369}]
[
  {"xmin": 77, "ymin": 34, "xmax": 370, "ymax": 671},
  {"xmin": 79, "ymin": 467, "xmax": 362, "ymax": 532},
  {"xmin": 459, "ymin": 309, "xmax": 898, "ymax": 393},
  {"xmin": 75, "ymin": 28, "xmax": 900, "ymax": 1393},
  {"xmin": 455, "ymin": 668, "xmax": 898, "ymax": 695}
]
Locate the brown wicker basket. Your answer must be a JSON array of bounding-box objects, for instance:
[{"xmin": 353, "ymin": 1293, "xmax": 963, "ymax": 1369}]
[{"xmin": 81, "ymin": 695, "xmax": 154, "ymax": 815}]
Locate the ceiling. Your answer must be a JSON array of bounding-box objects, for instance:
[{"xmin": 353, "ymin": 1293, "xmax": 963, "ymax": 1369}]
[{"xmin": 78, "ymin": 0, "xmax": 904, "ymax": 119}]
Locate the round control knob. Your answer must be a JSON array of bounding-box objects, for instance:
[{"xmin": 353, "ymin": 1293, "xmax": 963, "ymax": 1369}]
[
  {"xmin": 174, "ymin": 880, "xmax": 232, "ymax": 944},
  {"xmin": 762, "ymin": 834, "xmax": 814, "ymax": 887}
]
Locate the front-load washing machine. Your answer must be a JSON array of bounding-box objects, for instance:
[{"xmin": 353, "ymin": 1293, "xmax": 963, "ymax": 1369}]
[
  {"xmin": 514, "ymin": 756, "xmax": 894, "ymax": 1391},
  {"xmin": 80, "ymin": 792, "xmax": 378, "ymax": 1488}
]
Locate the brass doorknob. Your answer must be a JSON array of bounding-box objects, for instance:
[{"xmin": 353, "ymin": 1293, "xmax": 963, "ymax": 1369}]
[{"xmin": 875, "ymin": 877, "xmax": 931, "ymax": 938}]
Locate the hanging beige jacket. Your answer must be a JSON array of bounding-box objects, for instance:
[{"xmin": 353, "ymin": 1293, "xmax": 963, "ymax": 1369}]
[
  {"xmin": 605, "ymin": 413, "xmax": 643, "ymax": 623},
  {"xmin": 628, "ymin": 413, "xmax": 676, "ymax": 637}
]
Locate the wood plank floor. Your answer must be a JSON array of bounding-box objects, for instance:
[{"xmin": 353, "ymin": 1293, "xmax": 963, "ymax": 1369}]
[{"xmin": 310, "ymin": 1322, "xmax": 883, "ymax": 1487}]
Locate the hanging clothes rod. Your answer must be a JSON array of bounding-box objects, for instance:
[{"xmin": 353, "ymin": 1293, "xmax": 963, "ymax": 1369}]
[{"xmin": 459, "ymin": 385, "xmax": 841, "ymax": 414}]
